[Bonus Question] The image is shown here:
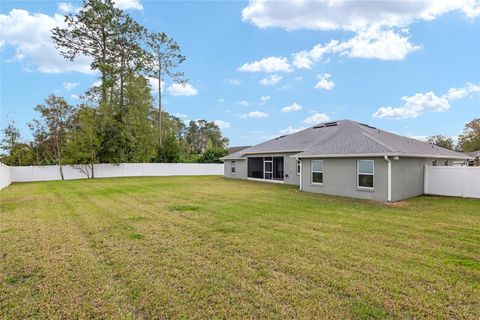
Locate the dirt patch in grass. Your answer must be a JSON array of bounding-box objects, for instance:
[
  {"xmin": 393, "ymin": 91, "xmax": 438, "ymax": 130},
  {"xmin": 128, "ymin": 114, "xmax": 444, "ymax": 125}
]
[{"xmin": 384, "ymin": 201, "xmax": 409, "ymax": 208}]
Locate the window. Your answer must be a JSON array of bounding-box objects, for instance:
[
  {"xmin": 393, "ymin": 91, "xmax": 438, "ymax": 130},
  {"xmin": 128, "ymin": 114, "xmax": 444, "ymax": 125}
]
[
  {"xmin": 432, "ymin": 160, "xmax": 437, "ymax": 166},
  {"xmin": 311, "ymin": 160, "xmax": 324, "ymax": 184},
  {"xmin": 297, "ymin": 160, "xmax": 301, "ymax": 175},
  {"xmin": 444, "ymin": 160, "xmax": 448, "ymax": 166},
  {"xmin": 231, "ymin": 161, "xmax": 236, "ymax": 174},
  {"xmin": 357, "ymin": 160, "xmax": 374, "ymax": 189}
]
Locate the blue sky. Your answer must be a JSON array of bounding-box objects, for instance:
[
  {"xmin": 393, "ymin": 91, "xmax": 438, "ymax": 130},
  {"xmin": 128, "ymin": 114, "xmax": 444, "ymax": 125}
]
[{"xmin": 1, "ymin": 0, "xmax": 479, "ymax": 146}]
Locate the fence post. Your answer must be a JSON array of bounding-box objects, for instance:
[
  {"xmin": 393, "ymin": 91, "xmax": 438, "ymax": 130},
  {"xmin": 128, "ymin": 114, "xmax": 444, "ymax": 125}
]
[{"xmin": 462, "ymin": 166, "xmax": 467, "ymax": 198}]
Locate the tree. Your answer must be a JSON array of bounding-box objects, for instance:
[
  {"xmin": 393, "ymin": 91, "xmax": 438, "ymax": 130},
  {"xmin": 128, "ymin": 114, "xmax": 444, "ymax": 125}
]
[
  {"xmin": 28, "ymin": 119, "xmax": 52, "ymax": 165},
  {"xmin": 146, "ymin": 32, "xmax": 186, "ymax": 147},
  {"xmin": 427, "ymin": 135, "xmax": 454, "ymax": 150},
  {"xmin": 1, "ymin": 120, "xmax": 21, "ymax": 159},
  {"xmin": 124, "ymin": 76, "xmax": 156, "ymax": 162},
  {"xmin": 52, "ymin": 0, "xmax": 123, "ymax": 104},
  {"xmin": 457, "ymin": 118, "xmax": 480, "ymax": 152},
  {"xmin": 199, "ymin": 147, "xmax": 228, "ymax": 163},
  {"xmin": 34, "ymin": 95, "xmax": 75, "ymax": 179},
  {"xmin": 64, "ymin": 106, "xmax": 100, "ymax": 178},
  {"xmin": 185, "ymin": 120, "xmax": 229, "ymax": 155},
  {"xmin": 157, "ymin": 131, "xmax": 181, "ymax": 163},
  {"xmin": 0, "ymin": 120, "xmax": 34, "ymax": 166}
]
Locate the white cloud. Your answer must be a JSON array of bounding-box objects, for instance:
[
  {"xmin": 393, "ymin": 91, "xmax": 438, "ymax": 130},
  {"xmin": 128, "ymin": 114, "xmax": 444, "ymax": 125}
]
[
  {"xmin": 225, "ymin": 78, "xmax": 241, "ymax": 86},
  {"xmin": 260, "ymin": 95, "xmax": 270, "ymax": 101},
  {"xmin": 336, "ymin": 27, "xmax": 421, "ymax": 60},
  {"xmin": 445, "ymin": 83, "xmax": 480, "ymax": 100},
  {"xmin": 238, "ymin": 56, "xmax": 292, "ymax": 73},
  {"xmin": 0, "ymin": 9, "xmax": 93, "ymax": 74},
  {"xmin": 279, "ymin": 125, "xmax": 306, "ymax": 135},
  {"xmin": 281, "ymin": 102, "xmax": 302, "ymax": 113},
  {"xmin": 214, "ymin": 120, "xmax": 231, "ymax": 129},
  {"xmin": 372, "ymin": 82, "xmax": 480, "ymax": 119},
  {"xmin": 70, "ymin": 94, "xmax": 80, "ymax": 100},
  {"xmin": 237, "ymin": 100, "xmax": 249, "ymax": 107},
  {"xmin": 63, "ymin": 82, "xmax": 79, "ymax": 90},
  {"xmin": 242, "ymin": 0, "xmax": 480, "ymax": 31},
  {"xmin": 147, "ymin": 77, "xmax": 165, "ymax": 93},
  {"xmin": 241, "ymin": 111, "xmax": 269, "ymax": 119},
  {"xmin": 113, "ymin": 0, "xmax": 143, "ymax": 11},
  {"xmin": 304, "ymin": 113, "xmax": 330, "ymax": 125},
  {"xmin": 259, "ymin": 74, "xmax": 283, "ymax": 86},
  {"xmin": 167, "ymin": 83, "xmax": 198, "ymax": 96},
  {"xmin": 293, "ymin": 27, "xmax": 420, "ymax": 68},
  {"xmin": 57, "ymin": 2, "xmax": 79, "ymax": 14},
  {"xmin": 218, "ymin": 98, "xmax": 225, "ymax": 103},
  {"xmin": 314, "ymin": 74, "xmax": 335, "ymax": 90}
]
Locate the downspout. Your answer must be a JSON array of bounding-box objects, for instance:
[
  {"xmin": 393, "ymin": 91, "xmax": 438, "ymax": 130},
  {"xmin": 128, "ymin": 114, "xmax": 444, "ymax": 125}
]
[
  {"xmin": 298, "ymin": 158, "xmax": 303, "ymax": 191},
  {"xmin": 384, "ymin": 155, "xmax": 391, "ymax": 202}
]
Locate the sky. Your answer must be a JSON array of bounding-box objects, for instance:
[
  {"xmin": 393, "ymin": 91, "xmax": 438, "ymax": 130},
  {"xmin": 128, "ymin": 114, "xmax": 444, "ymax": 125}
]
[{"xmin": 1, "ymin": 0, "xmax": 480, "ymax": 147}]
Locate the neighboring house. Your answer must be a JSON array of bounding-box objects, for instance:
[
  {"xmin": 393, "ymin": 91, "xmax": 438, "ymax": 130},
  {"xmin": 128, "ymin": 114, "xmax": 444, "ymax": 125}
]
[
  {"xmin": 465, "ymin": 150, "xmax": 480, "ymax": 166},
  {"xmin": 228, "ymin": 146, "xmax": 251, "ymax": 155},
  {"xmin": 221, "ymin": 119, "xmax": 469, "ymax": 202}
]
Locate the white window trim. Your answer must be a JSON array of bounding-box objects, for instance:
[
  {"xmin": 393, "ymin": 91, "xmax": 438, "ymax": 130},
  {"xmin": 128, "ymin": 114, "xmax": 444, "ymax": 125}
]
[
  {"xmin": 357, "ymin": 160, "xmax": 374, "ymax": 190},
  {"xmin": 311, "ymin": 160, "xmax": 324, "ymax": 185},
  {"xmin": 264, "ymin": 158, "xmax": 273, "ymax": 180},
  {"xmin": 231, "ymin": 160, "xmax": 236, "ymax": 175}
]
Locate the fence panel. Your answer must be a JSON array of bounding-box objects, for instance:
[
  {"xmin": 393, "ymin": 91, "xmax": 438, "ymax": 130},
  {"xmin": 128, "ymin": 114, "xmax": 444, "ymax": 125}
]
[
  {"xmin": 0, "ymin": 163, "xmax": 12, "ymax": 190},
  {"xmin": 2, "ymin": 163, "xmax": 223, "ymax": 186},
  {"xmin": 425, "ymin": 166, "xmax": 480, "ymax": 198}
]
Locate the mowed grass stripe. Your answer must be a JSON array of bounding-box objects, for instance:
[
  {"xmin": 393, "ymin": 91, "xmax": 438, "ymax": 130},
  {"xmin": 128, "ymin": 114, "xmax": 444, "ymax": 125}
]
[{"xmin": 1, "ymin": 176, "xmax": 479, "ymax": 319}]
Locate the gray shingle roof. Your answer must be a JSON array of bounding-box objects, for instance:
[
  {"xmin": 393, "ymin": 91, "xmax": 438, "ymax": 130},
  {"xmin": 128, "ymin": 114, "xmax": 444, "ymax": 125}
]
[
  {"xmin": 221, "ymin": 119, "xmax": 469, "ymax": 160},
  {"xmin": 465, "ymin": 150, "xmax": 480, "ymax": 158}
]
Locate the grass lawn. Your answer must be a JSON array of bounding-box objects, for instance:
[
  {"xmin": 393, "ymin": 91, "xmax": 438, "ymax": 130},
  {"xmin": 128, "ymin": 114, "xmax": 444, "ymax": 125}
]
[{"xmin": 1, "ymin": 176, "xmax": 479, "ymax": 319}]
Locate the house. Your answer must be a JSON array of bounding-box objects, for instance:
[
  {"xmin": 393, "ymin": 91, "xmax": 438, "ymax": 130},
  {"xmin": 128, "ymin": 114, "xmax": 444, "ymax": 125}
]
[
  {"xmin": 465, "ymin": 150, "xmax": 480, "ymax": 166},
  {"xmin": 228, "ymin": 145, "xmax": 251, "ymax": 155},
  {"xmin": 221, "ymin": 119, "xmax": 469, "ymax": 202}
]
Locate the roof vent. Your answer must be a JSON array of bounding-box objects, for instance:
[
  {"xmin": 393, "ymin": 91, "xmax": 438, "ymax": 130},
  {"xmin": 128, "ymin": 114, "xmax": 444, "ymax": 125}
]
[
  {"xmin": 274, "ymin": 135, "xmax": 286, "ymax": 140},
  {"xmin": 325, "ymin": 121, "xmax": 338, "ymax": 127},
  {"xmin": 314, "ymin": 121, "xmax": 338, "ymax": 129},
  {"xmin": 360, "ymin": 123, "xmax": 376, "ymax": 129}
]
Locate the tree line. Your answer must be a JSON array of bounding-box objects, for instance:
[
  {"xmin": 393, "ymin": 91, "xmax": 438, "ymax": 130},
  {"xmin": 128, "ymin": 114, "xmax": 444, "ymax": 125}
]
[
  {"xmin": 0, "ymin": 0, "xmax": 228, "ymax": 177},
  {"xmin": 427, "ymin": 118, "xmax": 480, "ymax": 152}
]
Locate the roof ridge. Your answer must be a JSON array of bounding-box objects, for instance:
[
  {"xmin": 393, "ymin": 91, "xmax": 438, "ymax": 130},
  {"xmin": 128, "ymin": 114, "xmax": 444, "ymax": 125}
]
[{"xmin": 360, "ymin": 132, "xmax": 397, "ymax": 153}]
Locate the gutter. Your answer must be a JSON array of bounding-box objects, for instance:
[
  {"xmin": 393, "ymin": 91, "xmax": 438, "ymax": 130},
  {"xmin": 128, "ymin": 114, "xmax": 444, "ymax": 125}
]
[
  {"xmin": 294, "ymin": 153, "xmax": 470, "ymax": 160},
  {"xmin": 298, "ymin": 158, "xmax": 302, "ymax": 191},
  {"xmin": 384, "ymin": 155, "xmax": 391, "ymax": 202}
]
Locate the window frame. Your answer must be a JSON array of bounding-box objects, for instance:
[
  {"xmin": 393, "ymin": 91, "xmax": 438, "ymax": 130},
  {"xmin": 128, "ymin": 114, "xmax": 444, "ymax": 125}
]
[
  {"xmin": 311, "ymin": 160, "xmax": 324, "ymax": 185},
  {"xmin": 357, "ymin": 160, "xmax": 374, "ymax": 190},
  {"xmin": 231, "ymin": 160, "xmax": 236, "ymax": 174}
]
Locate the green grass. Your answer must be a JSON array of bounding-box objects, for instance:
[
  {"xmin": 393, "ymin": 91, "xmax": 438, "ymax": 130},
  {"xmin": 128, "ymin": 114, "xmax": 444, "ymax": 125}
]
[{"xmin": 1, "ymin": 176, "xmax": 479, "ymax": 319}]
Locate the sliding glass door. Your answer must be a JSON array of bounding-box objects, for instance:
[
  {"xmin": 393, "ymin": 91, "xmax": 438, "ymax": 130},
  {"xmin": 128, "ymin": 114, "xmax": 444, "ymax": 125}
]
[{"xmin": 248, "ymin": 156, "xmax": 284, "ymax": 181}]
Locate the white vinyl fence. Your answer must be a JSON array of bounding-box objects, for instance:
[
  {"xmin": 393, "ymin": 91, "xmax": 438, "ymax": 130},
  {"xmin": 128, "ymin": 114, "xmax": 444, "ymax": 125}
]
[
  {"xmin": 424, "ymin": 165, "xmax": 480, "ymax": 198},
  {"xmin": 1, "ymin": 163, "xmax": 11, "ymax": 189},
  {"xmin": 0, "ymin": 163, "xmax": 223, "ymax": 189}
]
